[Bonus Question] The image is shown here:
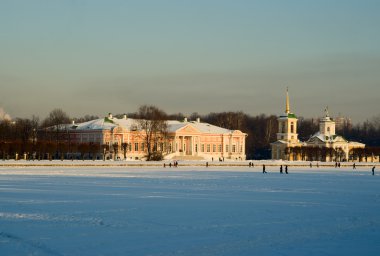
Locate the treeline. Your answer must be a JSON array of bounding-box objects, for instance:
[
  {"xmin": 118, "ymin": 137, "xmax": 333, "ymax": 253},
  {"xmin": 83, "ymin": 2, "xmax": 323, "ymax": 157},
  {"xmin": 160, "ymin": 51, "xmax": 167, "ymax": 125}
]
[
  {"xmin": 1, "ymin": 108, "xmax": 380, "ymax": 160},
  {"xmin": 0, "ymin": 109, "xmax": 101, "ymax": 160},
  {"xmin": 284, "ymin": 146, "xmax": 380, "ymax": 162}
]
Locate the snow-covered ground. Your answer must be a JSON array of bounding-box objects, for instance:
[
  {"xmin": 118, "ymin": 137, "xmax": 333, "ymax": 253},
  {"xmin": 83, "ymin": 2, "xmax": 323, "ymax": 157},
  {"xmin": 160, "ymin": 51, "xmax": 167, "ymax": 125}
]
[
  {"xmin": 1, "ymin": 159, "xmax": 379, "ymax": 167},
  {"xmin": 1, "ymin": 166, "xmax": 379, "ymax": 255}
]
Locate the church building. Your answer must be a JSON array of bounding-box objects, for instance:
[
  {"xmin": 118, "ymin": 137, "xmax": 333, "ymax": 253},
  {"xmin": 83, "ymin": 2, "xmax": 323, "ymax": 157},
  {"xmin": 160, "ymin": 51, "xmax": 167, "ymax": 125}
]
[
  {"xmin": 270, "ymin": 88, "xmax": 303, "ymax": 160},
  {"xmin": 271, "ymin": 90, "xmax": 365, "ymax": 162}
]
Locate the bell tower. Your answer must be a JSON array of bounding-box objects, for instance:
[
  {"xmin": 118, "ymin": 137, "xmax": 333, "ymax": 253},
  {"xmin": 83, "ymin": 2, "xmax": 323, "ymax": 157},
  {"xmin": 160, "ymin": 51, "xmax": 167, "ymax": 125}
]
[
  {"xmin": 319, "ymin": 107, "xmax": 336, "ymax": 136},
  {"xmin": 277, "ymin": 88, "xmax": 298, "ymax": 142}
]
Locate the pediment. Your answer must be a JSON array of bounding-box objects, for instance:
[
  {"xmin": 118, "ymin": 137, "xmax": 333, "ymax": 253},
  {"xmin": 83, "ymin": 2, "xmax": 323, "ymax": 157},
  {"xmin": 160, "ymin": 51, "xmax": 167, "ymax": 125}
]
[
  {"xmin": 176, "ymin": 124, "xmax": 201, "ymax": 134},
  {"xmin": 232, "ymin": 130, "xmax": 244, "ymax": 135},
  {"xmin": 112, "ymin": 126, "xmax": 124, "ymax": 133}
]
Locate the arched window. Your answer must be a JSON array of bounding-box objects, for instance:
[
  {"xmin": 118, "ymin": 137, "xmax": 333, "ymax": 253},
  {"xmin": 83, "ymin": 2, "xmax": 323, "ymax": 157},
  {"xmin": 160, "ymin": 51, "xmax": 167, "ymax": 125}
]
[
  {"xmin": 291, "ymin": 122, "xmax": 294, "ymax": 133},
  {"xmin": 282, "ymin": 123, "xmax": 286, "ymax": 133}
]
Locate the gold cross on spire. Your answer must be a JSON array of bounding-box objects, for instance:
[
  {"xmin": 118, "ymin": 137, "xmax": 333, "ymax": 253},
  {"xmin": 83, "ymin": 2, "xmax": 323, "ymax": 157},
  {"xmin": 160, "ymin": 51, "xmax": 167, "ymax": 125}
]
[{"xmin": 285, "ymin": 87, "xmax": 290, "ymax": 114}]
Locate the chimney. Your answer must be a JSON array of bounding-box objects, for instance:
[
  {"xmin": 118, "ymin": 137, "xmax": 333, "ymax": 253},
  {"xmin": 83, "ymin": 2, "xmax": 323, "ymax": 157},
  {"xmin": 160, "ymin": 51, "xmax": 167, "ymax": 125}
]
[
  {"xmin": 123, "ymin": 114, "xmax": 127, "ymax": 120},
  {"xmin": 108, "ymin": 113, "xmax": 113, "ymax": 119},
  {"xmin": 196, "ymin": 117, "xmax": 200, "ymax": 123},
  {"xmin": 184, "ymin": 117, "xmax": 188, "ymax": 122}
]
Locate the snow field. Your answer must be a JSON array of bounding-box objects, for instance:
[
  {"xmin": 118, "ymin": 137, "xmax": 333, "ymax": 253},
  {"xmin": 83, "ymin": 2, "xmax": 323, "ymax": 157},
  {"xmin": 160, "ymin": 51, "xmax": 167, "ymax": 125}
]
[{"xmin": 0, "ymin": 166, "xmax": 380, "ymax": 256}]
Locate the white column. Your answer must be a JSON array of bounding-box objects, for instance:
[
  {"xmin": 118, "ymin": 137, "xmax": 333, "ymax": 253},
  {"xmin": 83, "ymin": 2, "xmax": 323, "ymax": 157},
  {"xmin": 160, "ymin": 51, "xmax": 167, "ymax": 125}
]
[
  {"xmin": 181, "ymin": 136, "xmax": 184, "ymax": 155},
  {"xmin": 229, "ymin": 135, "xmax": 232, "ymax": 158},
  {"xmin": 242, "ymin": 137, "xmax": 245, "ymax": 158},
  {"xmin": 191, "ymin": 136, "xmax": 194, "ymax": 156}
]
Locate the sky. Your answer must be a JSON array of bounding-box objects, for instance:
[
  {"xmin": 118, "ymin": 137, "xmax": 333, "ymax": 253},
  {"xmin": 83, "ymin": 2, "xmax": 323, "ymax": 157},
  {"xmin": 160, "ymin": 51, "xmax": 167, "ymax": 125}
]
[{"xmin": 1, "ymin": 0, "xmax": 379, "ymax": 123}]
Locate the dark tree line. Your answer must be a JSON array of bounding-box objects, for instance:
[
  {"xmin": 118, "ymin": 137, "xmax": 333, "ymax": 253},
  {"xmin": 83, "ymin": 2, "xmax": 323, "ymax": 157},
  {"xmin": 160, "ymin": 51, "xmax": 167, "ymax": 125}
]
[
  {"xmin": 1, "ymin": 107, "xmax": 380, "ymax": 160},
  {"xmin": 0, "ymin": 109, "xmax": 101, "ymax": 160},
  {"xmin": 284, "ymin": 146, "xmax": 380, "ymax": 162}
]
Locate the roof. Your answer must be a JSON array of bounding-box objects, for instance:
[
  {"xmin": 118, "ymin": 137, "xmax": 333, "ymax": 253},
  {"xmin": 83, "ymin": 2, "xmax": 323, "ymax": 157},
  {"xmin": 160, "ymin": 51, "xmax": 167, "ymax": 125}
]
[
  {"xmin": 69, "ymin": 117, "xmax": 242, "ymax": 135},
  {"xmin": 279, "ymin": 112, "xmax": 297, "ymax": 119},
  {"xmin": 348, "ymin": 141, "xmax": 366, "ymax": 147},
  {"xmin": 270, "ymin": 140, "xmax": 288, "ymax": 145},
  {"xmin": 71, "ymin": 117, "xmax": 134, "ymax": 131},
  {"xmin": 307, "ymin": 132, "xmax": 347, "ymax": 143}
]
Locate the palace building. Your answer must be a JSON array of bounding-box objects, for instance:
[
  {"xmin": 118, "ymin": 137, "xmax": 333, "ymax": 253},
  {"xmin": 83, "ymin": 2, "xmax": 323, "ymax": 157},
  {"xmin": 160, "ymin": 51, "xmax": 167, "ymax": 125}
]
[
  {"xmin": 64, "ymin": 114, "xmax": 247, "ymax": 161},
  {"xmin": 271, "ymin": 90, "xmax": 365, "ymax": 162}
]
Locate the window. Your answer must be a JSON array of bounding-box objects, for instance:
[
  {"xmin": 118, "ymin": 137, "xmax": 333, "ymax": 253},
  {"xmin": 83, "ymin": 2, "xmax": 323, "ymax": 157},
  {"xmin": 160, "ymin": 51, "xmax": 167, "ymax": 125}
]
[
  {"xmin": 169, "ymin": 143, "xmax": 172, "ymax": 152},
  {"xmin": 291, "ymin": 122, "xmax": 294, "ymax": 133},
  {"xmin": 134, "ymin": 143, "xmax": 138, "ymax": 151},
  {"xmin": 207, "ymin": 144, "xmax": 210, "ymax": 152},
  {"xmin": 240, "ymin": 145, "xmax": 243, "ymax": 153},
  {"xmin": 201, "ymin": 144, "xmax": 204, "ymax": 152},
  {"xmin": 232, "ymin": 145, "xmax": 236, "ymax": 153},
  {"xmin": 218, "ymin": 145, "xmax": 222, "ymax": 152},
  {"xmin": 213, "ymin": 144, "xmax": 216, "ymax": 152},
  {"xmin": 141, "ymin": 143, "xmax": 145, "ymax": 151},
  {"xmin": 226, "ymin": 145, "xmax": 229, "ymax": 152},
  {"xmin": 195, "ymin": 144, "xmax": 198, "ymax": 152},
  {"xmin": 327, "ymin": 127, "xmax": 330, "ymax": 132}
]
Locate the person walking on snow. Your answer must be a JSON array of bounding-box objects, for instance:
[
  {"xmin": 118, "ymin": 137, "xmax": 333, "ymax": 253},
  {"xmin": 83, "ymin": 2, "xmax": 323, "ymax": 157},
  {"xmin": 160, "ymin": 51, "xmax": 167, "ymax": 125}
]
[
  {"xmin": 372, "ymin": 166, "xmax": 375, "ymax": 176},
  {"xmin": 263, "ymin": 164, "xmax": 267, "ymax": 173},
  {"xmin": 280, "ymin": 165, "xmax": 283, "ymax": 174},
  {"xmin": 285, "ymin": 165, "xmax": 288, "ymax": 174}
]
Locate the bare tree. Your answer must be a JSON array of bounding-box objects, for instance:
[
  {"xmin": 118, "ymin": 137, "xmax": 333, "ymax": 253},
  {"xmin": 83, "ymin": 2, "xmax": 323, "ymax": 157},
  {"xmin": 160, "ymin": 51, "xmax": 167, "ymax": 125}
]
[
  {"xmin": 121, "ymin": 142, "xmax": 128, "ymax": 160},
  {"xmin": 112, "ymin": 143, "xmax": 119, "ymax": 160},
  {"xmin": 101, "ymin": 144, "xmax": 109, "ymax": 160},
  {"xmin": 41, "ymin": 109, "xmax": 70, "ymax": 144},
  {"xmin": 73, "ymin": 115, "xmax": 99, "ymax": 123},
  {"xmin": 136, "ymin": 105, "xmax": 168, "ymax": 161}
]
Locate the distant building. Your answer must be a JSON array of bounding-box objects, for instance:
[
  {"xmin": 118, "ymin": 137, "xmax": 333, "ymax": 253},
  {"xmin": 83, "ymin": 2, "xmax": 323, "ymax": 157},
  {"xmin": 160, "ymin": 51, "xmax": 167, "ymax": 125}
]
[
  {"xmin": 62, "ymin": 114, "xmax": 247, "ymax": 161},
  {"xmin": 271, "ymin": 90, "xmax": 365, "ymax": 162},
  {"xmin": 305, "ymin": 108, "xmax": 364, "ymax": 161}
]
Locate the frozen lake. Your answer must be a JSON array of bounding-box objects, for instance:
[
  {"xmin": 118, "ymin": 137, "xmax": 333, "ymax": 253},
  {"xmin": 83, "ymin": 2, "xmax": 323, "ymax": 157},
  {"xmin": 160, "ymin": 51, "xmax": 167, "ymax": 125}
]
[{"xmin": 1, "ymin": 166, "xmax": 379, "ymax": 255}]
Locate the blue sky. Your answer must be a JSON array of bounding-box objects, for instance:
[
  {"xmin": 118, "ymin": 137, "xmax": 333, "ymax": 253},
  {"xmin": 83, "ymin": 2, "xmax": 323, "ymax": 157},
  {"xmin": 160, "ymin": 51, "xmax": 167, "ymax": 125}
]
[{"xmin": 1, "ymin": 0, "xmax": 379, "ymax": 122}]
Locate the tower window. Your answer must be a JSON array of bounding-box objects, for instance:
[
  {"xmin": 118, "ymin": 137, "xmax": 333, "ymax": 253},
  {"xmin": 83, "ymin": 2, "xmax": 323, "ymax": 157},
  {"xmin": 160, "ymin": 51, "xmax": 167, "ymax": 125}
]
[{"xmin": 291, "ymin": 122, "xmax": 294, "ymax": 133}]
